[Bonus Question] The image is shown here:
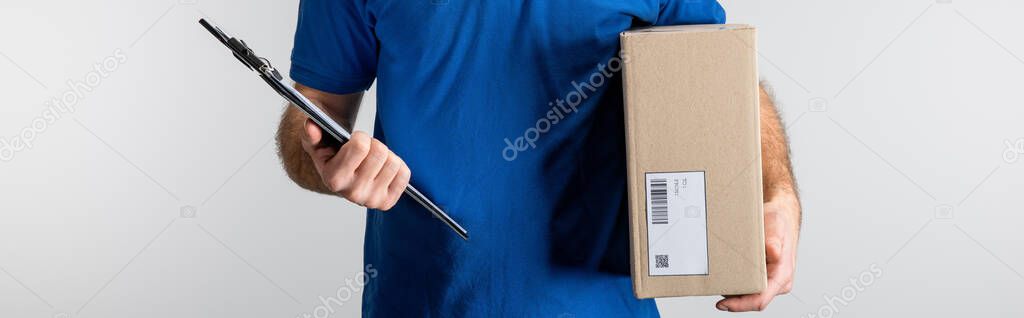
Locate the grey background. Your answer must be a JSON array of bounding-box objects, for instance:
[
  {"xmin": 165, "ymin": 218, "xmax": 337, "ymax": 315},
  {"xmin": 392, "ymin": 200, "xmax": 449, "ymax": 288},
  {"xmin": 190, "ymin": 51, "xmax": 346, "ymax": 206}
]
[{"xmin": 1, "ymin": 0, "xmax": 1022, "ymax": 317}]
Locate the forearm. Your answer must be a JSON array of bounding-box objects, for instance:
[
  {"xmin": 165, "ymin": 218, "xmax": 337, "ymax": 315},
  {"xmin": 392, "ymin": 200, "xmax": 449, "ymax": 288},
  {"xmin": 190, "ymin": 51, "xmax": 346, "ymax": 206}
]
[
  {"xmin": 717, "ymin": 83, "xmax": 801, "ymax": 312},
  {"xmin": 758, "ymin": 83, "xmax": 799, "ymax": 205},
  {"xmin": 275, "ymin": 84, "xmax": 362, "ymax": 195}
]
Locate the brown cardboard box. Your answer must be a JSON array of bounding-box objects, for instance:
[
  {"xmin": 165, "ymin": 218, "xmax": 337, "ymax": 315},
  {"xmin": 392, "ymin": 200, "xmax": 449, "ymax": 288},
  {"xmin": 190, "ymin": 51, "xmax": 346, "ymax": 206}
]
[{"xmin": 620, "ymin": 24, "xmax": 767, "ymax": 298}]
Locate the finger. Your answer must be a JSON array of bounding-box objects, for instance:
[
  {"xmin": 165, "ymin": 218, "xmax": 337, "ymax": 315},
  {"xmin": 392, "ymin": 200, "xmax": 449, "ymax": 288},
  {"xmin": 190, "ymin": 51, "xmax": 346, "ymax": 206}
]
[
  {"xmin": 366, "ymin": 153, "xmax": 402, "ymax": 208},
  {"xmin": 302, "ymin": 119, "xmax": 335, "ymax": 173},
  {"xmin": 302, "ymin": 119, "xmax": 333, "ymax": 151},
  {"xmin": 716, "ymin": 278, "xmax": 783, "ymax": 312},
  {"xmin": 354, "ymin": 138, "xmax": 390, "ymax": 186},
  {"xmin": 302, "ymin": 119, "xmax": 321, "ymax": 146},
  {"xmin": 330, "ymin": 131, "xmax": 372, "ymax": 174},
  {"xmin": 344, "ymin": 138, "xmax": 388, "ymax": 205},
  {"xmin": 717, "ymin": 292, "xmax": 775, "ymax": 312},
  {"xmin": 767, "ymin": 263, "xmax": 794, "ymax": 296},
  {"xmin": 764, "ymin": 211, "xmax": 787, "ymax": 263},
  {"xmin": 772, "ymin": 250, "xmax": 795, "ymax": 295},
  {"xmin": 766, "ymin": 236, "xmax": 784, "ymax": 264},
  {"xmin": 322, "ymin": 131, "xmax": 371, "ymax": 194},
  {"xmin": 382, "ymin": 160, "xmax": 411, "ymax": 210},
  {"xmin": 717, "ymin": 264, "xmax": 789, "ymax": 312},
  {"xmin": 374, "ymin": 153, "xmax": 403, "ymax": 185}
]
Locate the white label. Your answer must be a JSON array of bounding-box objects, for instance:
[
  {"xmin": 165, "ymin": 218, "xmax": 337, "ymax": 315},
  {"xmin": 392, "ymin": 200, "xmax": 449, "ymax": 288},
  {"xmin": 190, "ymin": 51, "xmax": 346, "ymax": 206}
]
[{"xmin": 645, "ymin": 171, "xmax": 709, "ymax": 276}]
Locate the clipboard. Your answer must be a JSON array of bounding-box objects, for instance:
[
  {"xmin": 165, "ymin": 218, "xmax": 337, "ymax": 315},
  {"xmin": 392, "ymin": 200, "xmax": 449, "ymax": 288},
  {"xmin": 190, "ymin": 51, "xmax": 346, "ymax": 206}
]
[{"xmin": 199, "ymin": 18, "xmax": 469, "ymax": 241}]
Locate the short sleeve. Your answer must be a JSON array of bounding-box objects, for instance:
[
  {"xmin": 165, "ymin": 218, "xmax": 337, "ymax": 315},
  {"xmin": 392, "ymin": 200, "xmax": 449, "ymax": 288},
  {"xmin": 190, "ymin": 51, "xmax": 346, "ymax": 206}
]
[
  {"xmin": 655, "ymin": 0, "xmax": 727, "ymax": 26},
  {"xmin": 290, "ymin": 0, "xmax": 378, "ymax": 94}
]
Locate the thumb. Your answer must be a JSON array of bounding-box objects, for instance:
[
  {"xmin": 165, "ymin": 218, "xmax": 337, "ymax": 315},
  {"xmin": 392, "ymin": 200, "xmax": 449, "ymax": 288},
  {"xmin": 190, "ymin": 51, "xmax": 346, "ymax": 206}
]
[
  {"xmin": 766, "ymin": 238, "xmax": 783, "ymax": 262},
  {"xmin": 303, "ymin": 118, "xmax": 323, "ymax": 147},
  {"xmin": 763, "ymin": 211, "xmax": 787, "ymax": 262},
  {"xmin": 301, "ymin": 118, "xmax": 335, "ymax": 174}
]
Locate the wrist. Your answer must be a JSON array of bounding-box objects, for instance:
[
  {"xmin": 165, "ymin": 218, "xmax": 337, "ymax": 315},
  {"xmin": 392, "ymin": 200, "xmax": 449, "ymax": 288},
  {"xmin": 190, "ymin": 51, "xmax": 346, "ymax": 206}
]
[
  {"xmin": 764, "ymin": 184, "xmax": 797, "ymax": 203},
  {"xmin": 763, "ymin": 185, "xmax": 801, "ymax": 234}
]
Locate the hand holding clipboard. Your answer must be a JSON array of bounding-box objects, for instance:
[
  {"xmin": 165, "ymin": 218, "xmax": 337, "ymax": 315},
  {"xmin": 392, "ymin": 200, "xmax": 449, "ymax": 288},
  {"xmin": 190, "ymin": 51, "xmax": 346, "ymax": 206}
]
[{"xmin": 199, "ymin": 18, "xmax": 469, "ymax": 240}]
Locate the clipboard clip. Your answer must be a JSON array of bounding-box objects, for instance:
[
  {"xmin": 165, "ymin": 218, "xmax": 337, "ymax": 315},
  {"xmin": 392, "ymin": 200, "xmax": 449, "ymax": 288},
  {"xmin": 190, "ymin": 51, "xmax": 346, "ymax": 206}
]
[{"xmin": 199, "ymin": 18, "xmax": 283, "ymax": 81}]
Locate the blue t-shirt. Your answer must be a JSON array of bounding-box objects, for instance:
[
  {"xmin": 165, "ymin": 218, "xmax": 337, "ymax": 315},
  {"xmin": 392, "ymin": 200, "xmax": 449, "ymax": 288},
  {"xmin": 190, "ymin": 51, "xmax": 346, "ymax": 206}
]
[{"xmin": 290, "ymin": 1, "xmax": 725, "ymax": 316}]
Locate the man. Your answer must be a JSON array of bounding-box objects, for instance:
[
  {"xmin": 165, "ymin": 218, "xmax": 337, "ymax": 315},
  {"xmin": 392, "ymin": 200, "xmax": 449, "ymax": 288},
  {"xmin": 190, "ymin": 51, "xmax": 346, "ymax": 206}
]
[{"xmin": 277, "ymin": 0, "xmax": 801, "ymax": 316}]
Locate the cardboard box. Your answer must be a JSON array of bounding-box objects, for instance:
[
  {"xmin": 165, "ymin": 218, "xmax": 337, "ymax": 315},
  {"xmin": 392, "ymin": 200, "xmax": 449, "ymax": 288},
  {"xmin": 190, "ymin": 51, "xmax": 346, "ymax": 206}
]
[{"xmin": 620, "ymin": 24, "xmax": 766, "ymax": 298}]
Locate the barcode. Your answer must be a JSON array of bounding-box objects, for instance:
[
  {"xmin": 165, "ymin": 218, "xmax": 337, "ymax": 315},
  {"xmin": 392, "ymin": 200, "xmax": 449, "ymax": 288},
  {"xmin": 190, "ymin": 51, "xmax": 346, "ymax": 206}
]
[
  {"xmin": 655, "ymin": 254, "xmax": 670, "ymax": 268},
  {"xmin": 650, "ymin": 178, "xmax": 668, "ymax": 224}
]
